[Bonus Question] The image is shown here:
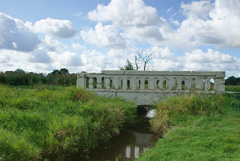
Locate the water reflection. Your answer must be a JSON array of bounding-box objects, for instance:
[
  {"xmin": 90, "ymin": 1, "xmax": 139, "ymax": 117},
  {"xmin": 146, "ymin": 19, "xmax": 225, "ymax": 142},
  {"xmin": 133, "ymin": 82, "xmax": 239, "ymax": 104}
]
[{"xmin": 72, "ymin": 108, "xmax": 157, "ymax": 161}]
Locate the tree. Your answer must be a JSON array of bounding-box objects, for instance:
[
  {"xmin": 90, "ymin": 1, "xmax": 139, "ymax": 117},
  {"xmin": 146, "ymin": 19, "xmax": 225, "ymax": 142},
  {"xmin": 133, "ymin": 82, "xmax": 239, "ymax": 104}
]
[
  {"xmin": 134, "ymin": 50, "xmax": 155, "ymax": 71},
  {"xmin": 60, "ymin": 68, "xmax": 69, "ymax": 75},
  {"xmin": 225, "ymin": 76, "xmax": 238, "ymax": 85},
  {"xmin": 120, "ymin": 59, "xmax": 134, "ymax": 70}
]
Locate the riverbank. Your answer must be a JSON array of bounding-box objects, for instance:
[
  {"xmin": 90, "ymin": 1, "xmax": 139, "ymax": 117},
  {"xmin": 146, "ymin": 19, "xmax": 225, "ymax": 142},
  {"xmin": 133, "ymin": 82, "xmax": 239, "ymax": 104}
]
[
  {"xmin": 0, "ymin": 85, "xmax": 136, "ymax": 160},
  {"xmin": 137, "ymin": 93, "xmax": 240, "ymax": 160}
]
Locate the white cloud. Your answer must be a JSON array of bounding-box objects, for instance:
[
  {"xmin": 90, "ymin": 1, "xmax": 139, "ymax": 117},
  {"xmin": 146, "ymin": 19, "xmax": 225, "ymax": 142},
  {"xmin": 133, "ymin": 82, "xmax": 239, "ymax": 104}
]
[
  {"xmin": 80, "ymin": 23, "xmax": 127, "ymax": 48},
  {"xmin": 33, "ymin": 18, "xmax": 77, "ymax": 38},
  {"xmin": 124, "ymin": 26, "xmax": 163, "ymax": 44},
  {"xmin": 0, "ymin": 13, "xmax": 40, "ymax": 52},
  {"xmin": 88, "ymin": 0, "xmax": 160, "ymax": 27},
  {"xmin": 177, "ymin": 0, "xmax": 240, "ymax": 48},
  {"xmin": 72, "ymin": 43, "xmax": 85, "ymax": 51},
  {"xmin": 56, "ymin": 51, "xmax": 82, "ymax": 67},
  {"xmin": 183, "ymin": 49, "xmax": 240, "ymax": 71},
  {"xmin": 181, "ymin": 0, "xmax": 212, "ymax": 20},
  {"xmin": 29, "ymin": 49, "xmax": 52, "ymax": 64}
]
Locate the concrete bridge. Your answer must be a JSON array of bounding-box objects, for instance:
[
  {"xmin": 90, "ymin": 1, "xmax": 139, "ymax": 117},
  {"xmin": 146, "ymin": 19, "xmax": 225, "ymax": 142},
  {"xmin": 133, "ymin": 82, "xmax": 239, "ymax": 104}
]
[{"xmin": 77, "ymin": 70, "xmax": 225, "ymax": 106}]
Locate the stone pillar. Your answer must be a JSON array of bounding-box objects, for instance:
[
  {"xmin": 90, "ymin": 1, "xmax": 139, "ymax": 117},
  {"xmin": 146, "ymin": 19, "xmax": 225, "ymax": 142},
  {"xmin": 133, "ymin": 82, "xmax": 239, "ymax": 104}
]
[
  {"xmin": 105, "ymin": 77, "xmax": 110, "ymax": 89},
  {"xmin": 123, "ymin": 77, "xmax": 128, "ymax": 90},
  {"xmin": 177, "ymin": 78, "xmax": 182, "ymax": 90},
  {"xmin": 215, "ymin": 79, "xmax": 225, "ymax": 93},
  {"xmin": 140, "ymin": 77, "xmax": 145, "ymax": 90},
  {"xmin": 167, "ymin": 77, "xmax": 173, "ymax": 90},
  {"xmin": 196, "ymin": 77, "xmax": 204, "ymax": 90},
  {"xmin": 131, "ymin": 77, "xmax": 137, "ymax": 90},
  {"xmin": 158, "ymin": 78, "xmax": 163, "ymax": 90},
  {"xmin": 112, "ymin": 76, "xmax": 118, "ymax": 89},
  {"xmin": 97, "ymin": 76, "xmax": 102, "ymax": 89},
  {"xmin": 149, "ymin": 77, "xmax": 154, "ymax": 90},
  {"xmin": 186, "ymin": 78, "xmax": 191, "ymax": 90},
  {"xmin": 89, "ymin": 77, "xmax": 94, "ymax": 89},
  {"xmin": 77, "ymin": 73, "xmax": 87, "ymax": 89},
  {"xmin": 205, "ymin": 78, "xmax": 211, "ymax": 91}
]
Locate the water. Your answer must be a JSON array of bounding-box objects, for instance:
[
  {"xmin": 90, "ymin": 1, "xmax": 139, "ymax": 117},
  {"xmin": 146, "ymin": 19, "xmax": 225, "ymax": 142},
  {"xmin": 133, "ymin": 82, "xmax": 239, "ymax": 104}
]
[{"xmin": 73, "ymin": 108, "xmax": 157, "ymax": 161}]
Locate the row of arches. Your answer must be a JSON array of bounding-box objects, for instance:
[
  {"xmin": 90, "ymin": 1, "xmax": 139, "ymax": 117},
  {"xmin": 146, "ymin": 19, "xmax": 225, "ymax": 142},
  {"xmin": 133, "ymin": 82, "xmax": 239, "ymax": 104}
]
[{"xmin": 85, "ymin": 77, "xmax": 215, "ymax": 91}]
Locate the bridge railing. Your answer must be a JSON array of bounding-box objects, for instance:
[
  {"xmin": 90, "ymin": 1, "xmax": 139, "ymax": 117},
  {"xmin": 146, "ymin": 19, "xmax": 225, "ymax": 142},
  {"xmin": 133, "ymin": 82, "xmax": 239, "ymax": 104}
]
[{"xmin": 77, "ymin": 70, "xmax": 225, "ymax": 94}]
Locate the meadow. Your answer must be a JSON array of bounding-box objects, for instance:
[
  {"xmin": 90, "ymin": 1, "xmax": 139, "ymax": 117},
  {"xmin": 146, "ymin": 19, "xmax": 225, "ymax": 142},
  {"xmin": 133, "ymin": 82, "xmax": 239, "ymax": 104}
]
[
  {"xmin": 137, "ymin": 92, "xmax": 240, "ymax": 160},
  {"xmin": 0, "ymin": 85, "xmax": 136, "ymax": 161}
]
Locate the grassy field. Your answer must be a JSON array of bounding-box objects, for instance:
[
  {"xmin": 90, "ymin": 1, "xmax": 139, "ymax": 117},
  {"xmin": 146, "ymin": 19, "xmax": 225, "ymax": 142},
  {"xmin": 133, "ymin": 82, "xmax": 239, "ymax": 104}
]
[
  {"xmin": 225, "ymin": 85, "xmax": 240, "ymax": 92},
  {"xmin": 137, "ymin": 93, "xmax": 240, "ymax": 161},
  {"xmin": 0, "ymin": 85, "xmax": 136, "ymax": 161}
]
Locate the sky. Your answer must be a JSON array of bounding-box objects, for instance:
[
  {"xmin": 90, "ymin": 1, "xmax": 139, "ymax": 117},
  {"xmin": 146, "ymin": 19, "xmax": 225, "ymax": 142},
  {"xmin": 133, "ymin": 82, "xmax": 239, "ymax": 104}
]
[{"xmin": 0, "ymin": 0, "xmax": 239, "ymax": 77}]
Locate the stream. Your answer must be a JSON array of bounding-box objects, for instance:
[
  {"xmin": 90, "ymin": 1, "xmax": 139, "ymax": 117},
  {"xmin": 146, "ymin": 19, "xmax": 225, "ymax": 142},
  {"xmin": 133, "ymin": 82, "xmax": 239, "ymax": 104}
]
[{"xmin": 73, "ymin": 107, "xmax": 157, "ymax": 161}]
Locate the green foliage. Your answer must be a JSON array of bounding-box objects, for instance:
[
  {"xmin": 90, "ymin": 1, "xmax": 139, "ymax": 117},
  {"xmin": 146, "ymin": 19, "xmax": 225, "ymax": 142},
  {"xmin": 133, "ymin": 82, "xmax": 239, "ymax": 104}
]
[
  {"xmin": 225, "ymin": 85, "xmax": 240, "ymax": 92},
  {"xmin": 0, "ymin": 68, "xmax": 76, "ymax": 87},
  {"xmin": 120, "ymin": 59, "xmax": 134, "ymax": 70},
  {"xmin": 225, "ymin": 76, "xmax": 240, "ymax": 85},
  {"xmin": 0, "ymin": 85, "xmax": 136, "ymax": 160},
  {"xmin": 137, "ymin": 94, "xmax": 240, "ymax": 160}
]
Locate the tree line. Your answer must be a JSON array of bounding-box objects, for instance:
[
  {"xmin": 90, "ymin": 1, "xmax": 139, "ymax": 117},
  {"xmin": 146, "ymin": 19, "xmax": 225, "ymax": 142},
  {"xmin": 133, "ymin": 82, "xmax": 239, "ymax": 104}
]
[{"xmin": 0, "ymin": 68, "xmax": 77, "ymax": 86}]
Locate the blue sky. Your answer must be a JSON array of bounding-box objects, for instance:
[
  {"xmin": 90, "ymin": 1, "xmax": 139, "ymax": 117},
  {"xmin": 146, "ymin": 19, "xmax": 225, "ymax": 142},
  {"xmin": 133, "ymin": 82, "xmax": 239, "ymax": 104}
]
[{"xmin": 0, "ymin": 0, "xmax": 239, "ymax": 77}]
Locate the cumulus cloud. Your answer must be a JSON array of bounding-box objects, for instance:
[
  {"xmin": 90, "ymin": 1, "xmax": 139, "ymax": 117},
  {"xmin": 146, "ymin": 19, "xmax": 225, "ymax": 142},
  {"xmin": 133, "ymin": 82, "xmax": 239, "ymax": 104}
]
[
  {"xmin": 29, "ymin": 49, "xmax": 52, "ymax": 64},
  {"xmin": 0, "ymin": 13, "xmax": 40, "ymax": 52},
  {"xmin": 88, "ymin": 0, "xmax": 160, "ymax": 27},
  {"xmin": 182, "ymin": 49, "xmax": 240, "ymax": 73},
  {"xmin": 33, "ymin": 18, "xmax": 77, "ymax": 38},
  {"xmin": 72, "ymin": 43, "xmax": 85, "ymax": 51},
  {"xmin": 80, "ymin": 23, "xmax": 127, "ymax": 48},
  {"xmin": 57, "ymin": 51, "xmax": 82, "ymax": 66},
  {"xmin": 181, "ymin": 0, "xmax": 212, "ymax": 19},
  {"xmin": 177, "ymin": 0, "xmax": 240, "ymax": 48}
]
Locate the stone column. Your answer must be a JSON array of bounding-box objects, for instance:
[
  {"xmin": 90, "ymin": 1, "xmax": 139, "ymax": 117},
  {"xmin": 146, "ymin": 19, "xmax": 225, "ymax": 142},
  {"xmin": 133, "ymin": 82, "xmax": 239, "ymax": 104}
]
[
  {"xmin": 215, "ymin": 78, "xmax": 225, "ymax": 93},
  {"xmin": 89, "ymin": 77, "xmax": 94, "ymax": 89},
  {"xmin": 96, "ymin": 76, "xmax": 102, "ymax": 89},
  {"xmin": 205, "ymin": 78, "xmax": 211, "ymax": 91},
  {"xmin": 196, "ymin": 77, "xmax": 204, "ymax": 90},
  {"xmin": 149, "ymin": 77, "xmax": 155, "ymax": 90},
  {"xmin": 123, "ymin": 77, "xmax": 128, "ymax": 90},
  {"xmin": 140, "ymin": 77, "xmax": 145, "ymax": 90},
  {"xmin": 186, "ymin": 77, "xmax": 191, "ymax": 90},
  {"xmin": 131, "ymin": 77, "xmax": 137, "ymax": 90},
  {"xmin": 112, "ymin": 76, "xmax": 118, "ymax": 89},
  {"xmin": 177, "ymin": 77, "xmax": 182, "ymax": 90},
  {"xmin": 158, "ymin": 78, "xmax": 163, "ymax": 90},
  {"xmin": 105, "ymin": 77, "xmax": 110, "ymax": 89},
  {"xmin": 77, "ymin": 73, "xmax": 87, "ymax": 89}
]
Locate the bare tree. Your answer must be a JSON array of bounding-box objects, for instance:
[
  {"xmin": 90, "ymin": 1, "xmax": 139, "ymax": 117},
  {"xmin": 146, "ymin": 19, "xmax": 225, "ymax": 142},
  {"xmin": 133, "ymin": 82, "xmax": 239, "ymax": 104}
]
[{"xmin": 135, "ymin": 50, "xmax": 155, "ymax": 71}]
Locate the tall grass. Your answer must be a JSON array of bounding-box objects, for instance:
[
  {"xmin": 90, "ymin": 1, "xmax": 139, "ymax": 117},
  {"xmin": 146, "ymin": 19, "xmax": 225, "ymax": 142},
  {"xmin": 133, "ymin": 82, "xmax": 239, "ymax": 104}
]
[
  {"xmin": 137, "ymin": 93, "xmax": 240, "ymax": 160},
  {"xmin": 0, "ymin": 84, "xmax": 136, "ymax": 160}
]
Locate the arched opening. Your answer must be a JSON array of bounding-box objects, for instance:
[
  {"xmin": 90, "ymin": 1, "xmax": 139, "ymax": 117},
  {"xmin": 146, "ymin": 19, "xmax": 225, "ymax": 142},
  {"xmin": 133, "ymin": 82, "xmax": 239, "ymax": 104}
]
[
  {"xmin": 145, "ymin": 78, "xmax": 149, "ymax": 89},
  {"xmin": 110, "ymin": 78, "xmax": 113, "ymax": 89},
  {"xmin": 127, "ymin": 79, "xmax": 131, "ymax": 89},
  {"xmin": 210, "ymin": 78, "xmax": 215, "ymax": 91},
  {"xmin": 138, "ymin": 80, "xmax": 141, "ymax": 89},
  {"xmin": 181, "ymin": 80, "xmax": 186, "ymax": 90},
  {"xmin": 86, "ymin": 77, "xmax": 89, "ymax": 88},
  {"xmin": 93, "ymin": 77, "xmax": 97, "ymax": 89},
  {"xmin": 202, "ymin": 78, "xmax": 206, "ymax": 91},
  {"xmin": 156, "ymin": 80, "xmax": 159, "ymax": 89},
  {"xmin": 163, "ymin": 80, "xmax": 167, "ymax": 90},
  {"xmin": 101, "ymin": 77, "xmax": 105, "ymax": 89}
]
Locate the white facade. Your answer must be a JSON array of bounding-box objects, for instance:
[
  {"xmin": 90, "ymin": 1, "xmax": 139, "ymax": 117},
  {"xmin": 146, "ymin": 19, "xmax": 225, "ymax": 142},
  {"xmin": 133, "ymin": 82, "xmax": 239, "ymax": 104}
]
[{"xmin": 77, "ymin": 70, "xmax": 225, "ymax": 105}]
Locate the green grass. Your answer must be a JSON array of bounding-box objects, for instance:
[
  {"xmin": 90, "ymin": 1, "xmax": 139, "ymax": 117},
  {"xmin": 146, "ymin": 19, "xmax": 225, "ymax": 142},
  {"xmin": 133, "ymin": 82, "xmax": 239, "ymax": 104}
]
[
  {"xmin": 226, "ymin": 85, "xmax": 240, "ymax": 92},
  {"xmin": 0, "ymin": 84, "xmax": 136, "ymax": 161},
  {"xmin": 137, "ymin": 93, "xmax": 240, "ymax": 161}
]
